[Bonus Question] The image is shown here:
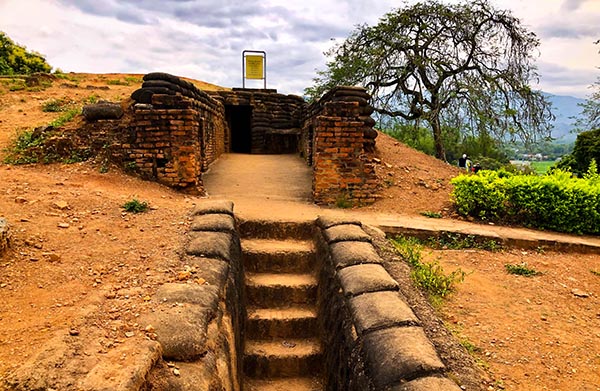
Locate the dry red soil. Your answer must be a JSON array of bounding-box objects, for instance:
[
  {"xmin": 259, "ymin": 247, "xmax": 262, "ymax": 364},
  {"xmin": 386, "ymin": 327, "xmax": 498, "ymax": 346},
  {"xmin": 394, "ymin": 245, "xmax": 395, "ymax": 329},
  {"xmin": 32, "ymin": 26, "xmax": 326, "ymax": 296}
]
[{"xmin": 1, "ymin": 74, "xmax": 599, "ymax": 390}]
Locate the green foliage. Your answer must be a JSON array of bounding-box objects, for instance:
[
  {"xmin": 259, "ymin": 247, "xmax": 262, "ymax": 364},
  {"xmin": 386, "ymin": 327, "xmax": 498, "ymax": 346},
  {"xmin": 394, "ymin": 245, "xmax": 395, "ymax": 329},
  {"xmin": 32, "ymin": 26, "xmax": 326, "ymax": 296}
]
[
  {"xmin": 122, "ymin": 199, "xmax": 149, "ymax": 213},
  {"xmin": 391, "ymin": 236, "xmax": 423, "ymax": 267},
  {"xmin": 306, "ymin": 0, "xmax": 552, "ymax": 160},
  {"xmin": 7, "ymin": 78, "xmax": 26, "ymax": 91},
  {"xmin": 106, "ymin": 77, "xmax": 141, "ymax": 86},
  {"xmin": 421, "ymin": 211, "xmax": 442, "ymax": 218},
  {"xmin": 391, "ymin": 236, "xmax": 466, "ymax": 302},
  {"xmin": 335, "ymin": 192, "xmax": 352, "ymax": 208},
  {"xmin": 505, "ymin": 263, "xmax": 541, "ymax": 276},
  {"xmin": 3, "ymin": 129, "xmax": 47, "ymax": 164},
  {"xmin": 86, "ymin": 94, "xmax": 99, "ymax": 104},
  {"xmin": 451, "ymin": 165, "xmax": 600, "ymax": 234},
  {"xmin": 49, "ymin": 108, "xmax": 80, "ymax": 127},
  {"xmin": 0, "ymin": 31, "xmax": 52, "ymax": 75},
  {"xmin": 42, "ymin": 98, "xmax": 73, "ymax": 112},
  {"xmin": 425, "ymin": 232, "xmax": 502, "ymax": 251},
  {"xmin": 556, "ymin": 128, "xmax": 600, "ymax": 176}
]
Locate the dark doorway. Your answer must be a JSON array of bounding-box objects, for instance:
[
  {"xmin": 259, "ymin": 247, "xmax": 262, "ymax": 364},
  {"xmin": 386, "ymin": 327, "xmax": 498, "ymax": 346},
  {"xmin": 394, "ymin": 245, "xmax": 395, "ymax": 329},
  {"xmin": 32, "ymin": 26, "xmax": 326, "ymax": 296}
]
[{"xmin": 226, "ymin": 105, "xmax": 252, "ymax": 153}]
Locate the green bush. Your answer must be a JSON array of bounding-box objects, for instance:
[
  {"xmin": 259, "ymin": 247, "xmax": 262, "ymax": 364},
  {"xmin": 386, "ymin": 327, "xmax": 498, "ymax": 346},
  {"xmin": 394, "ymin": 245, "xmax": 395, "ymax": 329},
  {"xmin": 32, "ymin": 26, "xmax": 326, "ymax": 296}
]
[
  {"xmin": 122, "ymin": 199, "xmax": 149, "ymax": 213},
  {"xmin": 451, "ymin": 165, "xmax": 600, "ymax": 234}
]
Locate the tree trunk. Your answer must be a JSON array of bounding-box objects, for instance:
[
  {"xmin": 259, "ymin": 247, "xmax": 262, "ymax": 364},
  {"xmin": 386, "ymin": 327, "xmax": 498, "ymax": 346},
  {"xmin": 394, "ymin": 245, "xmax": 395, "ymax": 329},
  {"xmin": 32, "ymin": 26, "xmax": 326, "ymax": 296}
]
[{"xmin": 431, "ymin": 114, "xmax": 446, "ymax": 161}]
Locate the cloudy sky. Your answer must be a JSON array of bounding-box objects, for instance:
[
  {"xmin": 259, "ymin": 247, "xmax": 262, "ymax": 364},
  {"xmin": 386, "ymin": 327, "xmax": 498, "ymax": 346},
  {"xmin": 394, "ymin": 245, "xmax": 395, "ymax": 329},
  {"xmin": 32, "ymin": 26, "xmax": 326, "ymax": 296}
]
[{"xmin": 0, "ymin": 0, "xmax": 598, "ymax": 98}]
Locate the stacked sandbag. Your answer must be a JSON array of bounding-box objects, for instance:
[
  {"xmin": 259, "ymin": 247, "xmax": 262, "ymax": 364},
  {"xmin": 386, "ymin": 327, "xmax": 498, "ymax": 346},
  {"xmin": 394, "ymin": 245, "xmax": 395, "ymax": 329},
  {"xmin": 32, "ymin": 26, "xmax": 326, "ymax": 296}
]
[
  {"xmin": 329, "ymin": 87, "xmax": 377, "ymax": 153},
  {"xmin": 82, "ymin": 101, "xmax": 124, "ymax": 121},
  {"xmin": 131, "ymin": 72, "xmax": 221, "ymax": 112}
]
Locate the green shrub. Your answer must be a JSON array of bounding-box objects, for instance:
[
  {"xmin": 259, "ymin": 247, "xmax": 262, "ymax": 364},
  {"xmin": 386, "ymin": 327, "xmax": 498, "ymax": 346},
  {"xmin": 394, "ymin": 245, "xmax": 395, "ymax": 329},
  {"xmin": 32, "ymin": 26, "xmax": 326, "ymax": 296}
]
[
  {"xmin": 450, "ymin": 170, "xmax": 507, "ymax": 220},
  {"xmin": 451, "ymin": 165, "xmax": 600, "ymax": 235},
  {"xmin": 122, "ymin": 199, "xmax": 149, "ymax": 213}
]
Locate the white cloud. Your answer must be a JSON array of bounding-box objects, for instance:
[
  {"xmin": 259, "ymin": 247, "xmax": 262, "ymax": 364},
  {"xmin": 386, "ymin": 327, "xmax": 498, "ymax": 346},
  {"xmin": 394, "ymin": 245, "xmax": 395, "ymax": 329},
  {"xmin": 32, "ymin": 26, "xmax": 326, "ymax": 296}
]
[{"xmin": 0, "ymin": 0, "xmax": 597, "ymax": 97}]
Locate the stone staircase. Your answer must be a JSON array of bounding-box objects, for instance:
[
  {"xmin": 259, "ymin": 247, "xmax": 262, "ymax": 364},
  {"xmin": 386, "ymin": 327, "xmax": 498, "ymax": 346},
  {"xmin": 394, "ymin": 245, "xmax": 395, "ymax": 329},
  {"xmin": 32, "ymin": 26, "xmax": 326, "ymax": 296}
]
[{"xmin": 240, "ymin": 221, "xmax": 322, "ymax": 391}]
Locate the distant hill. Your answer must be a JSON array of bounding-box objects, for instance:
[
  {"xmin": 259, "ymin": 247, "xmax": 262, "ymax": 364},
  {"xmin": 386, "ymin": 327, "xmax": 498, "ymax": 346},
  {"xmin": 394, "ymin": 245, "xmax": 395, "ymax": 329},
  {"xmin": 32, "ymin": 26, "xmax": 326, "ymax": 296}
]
[{"xmin": 544, "ymin": 93, "xmax": 585, "ymax": 142}]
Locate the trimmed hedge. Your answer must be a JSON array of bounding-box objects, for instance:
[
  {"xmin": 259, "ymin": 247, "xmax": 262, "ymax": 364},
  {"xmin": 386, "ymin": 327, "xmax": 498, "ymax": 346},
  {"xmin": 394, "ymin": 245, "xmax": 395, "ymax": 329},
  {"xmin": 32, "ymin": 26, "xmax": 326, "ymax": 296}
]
[{"xmin": 451, "ymin": 169, "xmax": 600, "ymax": 235}]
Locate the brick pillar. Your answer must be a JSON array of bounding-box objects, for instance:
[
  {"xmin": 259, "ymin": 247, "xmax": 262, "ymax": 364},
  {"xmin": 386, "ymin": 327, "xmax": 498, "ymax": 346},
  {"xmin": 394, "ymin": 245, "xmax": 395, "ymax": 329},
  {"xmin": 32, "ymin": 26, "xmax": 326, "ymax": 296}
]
[{"xmin": 312, "ymin": 96, "xmax": 378, "ymax": 206}]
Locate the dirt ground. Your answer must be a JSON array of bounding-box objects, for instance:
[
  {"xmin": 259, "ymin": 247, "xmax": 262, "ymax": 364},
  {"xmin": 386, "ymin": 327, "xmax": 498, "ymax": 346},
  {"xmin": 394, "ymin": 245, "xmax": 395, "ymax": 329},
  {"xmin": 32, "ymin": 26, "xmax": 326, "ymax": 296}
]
[{"xmin": 1, "ymin": 73, "xmax": 599, "ymax": 390}]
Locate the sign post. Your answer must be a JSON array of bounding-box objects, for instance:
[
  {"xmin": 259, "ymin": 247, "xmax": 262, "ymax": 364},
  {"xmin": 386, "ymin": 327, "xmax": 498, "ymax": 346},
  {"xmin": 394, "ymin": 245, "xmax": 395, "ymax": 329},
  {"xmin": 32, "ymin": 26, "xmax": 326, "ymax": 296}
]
[{"xmin": 242, "ymin": 50, "xmax": 266, "ymax": 89}]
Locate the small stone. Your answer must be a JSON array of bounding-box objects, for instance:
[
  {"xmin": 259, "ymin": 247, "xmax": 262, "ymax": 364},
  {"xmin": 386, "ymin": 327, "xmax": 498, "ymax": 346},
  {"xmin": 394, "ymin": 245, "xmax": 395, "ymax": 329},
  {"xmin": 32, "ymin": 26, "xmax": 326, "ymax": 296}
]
[
  {"xmin": 144, "ymin": 324, "xmax": 155, "ymax": 333},
  {"xmin": 69, "ymin": 328, "xmax": 80, "ymax": 336},
  {"xmin": 58, "ymin": 223, "xmax": 70, "ymax": 229},
  {"xmin": 196, "ymin": 278, "xmax": 206, "ymax": 285},
  {"xmin": 42, "ymin": 252, "xmax": 61, "ymax": 262},
  {"xmin": 177, "ymin": 270, "xmax": 192, "ymax": 281},
  {"xmin": 125, "ymin": 331, "xmax": 135, "ymax": 338},
  {"xmin": 572, "ymin": 289, "xmax": 590, "ymax": 298},
  {"xmin": 52, "ymin": 201, "xmax": 69, "ymax": 210},
  {"xmin": 172, "ymin": 368, "xmax": 180, "ymax": 376},
  {"xmin": 14, "ymin": 197, "xmax": 28, "ymax": 204},
  {"xmin": 281, "ymin": 341, "xmax": 296, "ymax": 348}
]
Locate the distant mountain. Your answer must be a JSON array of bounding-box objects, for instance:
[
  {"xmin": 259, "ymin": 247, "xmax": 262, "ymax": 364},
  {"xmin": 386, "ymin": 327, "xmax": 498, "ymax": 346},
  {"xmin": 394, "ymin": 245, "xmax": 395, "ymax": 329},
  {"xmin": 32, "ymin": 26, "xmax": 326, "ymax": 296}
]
[{"xmin": 544, "ymin": 93, "xmax": 585, "ymax": 142}]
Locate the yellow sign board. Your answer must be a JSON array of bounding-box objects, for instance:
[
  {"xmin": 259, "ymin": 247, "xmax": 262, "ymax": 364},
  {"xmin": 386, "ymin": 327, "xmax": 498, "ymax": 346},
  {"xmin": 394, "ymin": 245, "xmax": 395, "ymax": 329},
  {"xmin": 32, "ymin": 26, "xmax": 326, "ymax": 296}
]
[{"xmin": 245, "ymin": 55, "xmax": 264, "ymax": 79}]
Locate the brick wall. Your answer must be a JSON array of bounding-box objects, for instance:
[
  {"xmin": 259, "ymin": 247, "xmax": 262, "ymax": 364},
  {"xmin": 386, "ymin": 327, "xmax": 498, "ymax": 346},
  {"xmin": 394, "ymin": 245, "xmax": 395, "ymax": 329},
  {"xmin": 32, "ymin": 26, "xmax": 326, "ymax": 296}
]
[{"xmin": 306, "ymin": 86, "xmax": 379, "ymax": 206}]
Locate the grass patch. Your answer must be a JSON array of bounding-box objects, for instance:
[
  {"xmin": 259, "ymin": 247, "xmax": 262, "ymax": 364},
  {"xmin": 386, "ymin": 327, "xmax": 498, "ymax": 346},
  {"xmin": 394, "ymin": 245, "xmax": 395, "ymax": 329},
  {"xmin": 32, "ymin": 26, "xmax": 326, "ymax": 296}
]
[
  {"xmin": 424, "ymin": 232, "xmax": 502, "ymax": 251},
  {"xmin": 391, "ymin": 236, "xmax": 466, "ymax": 304},
  {"xmin": 49, "ymin": 108, "xmax": 80, "ymax": 127},
  {"xmin": 530, "ymin": 161, "xmax": 555, "ymax": 175},
  {"xmin": 7, "ymin": 78, "xmax": 26, "ymax": 91},
  {"xmin": 122, "ymin": 199, "xmax": 149, "ymax": 213},
  {"xmin": 505, "ymin": 263, "xmax": 541, "ymax": 277},
  {"xmin": 3, "ymin": 129, "xmax": 47, "ymax": 164},
  {"xmin": 42, "ymin": 98, "xmax": 71, "ymax": 112},
  {"xmin": 421, "ymin": 211, "xmax": 442, "ymax": 218},
  {"xmin": 106, "ymin": 76, "xmax": 141, "ymax": 86}
]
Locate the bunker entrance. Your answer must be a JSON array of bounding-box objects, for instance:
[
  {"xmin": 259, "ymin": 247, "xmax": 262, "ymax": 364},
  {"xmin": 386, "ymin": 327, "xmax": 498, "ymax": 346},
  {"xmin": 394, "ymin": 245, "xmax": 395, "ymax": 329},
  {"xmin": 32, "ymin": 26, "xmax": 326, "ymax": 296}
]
[{"xmin": 226, "ymin": 105, "xmax": 252, "ymax": 153}]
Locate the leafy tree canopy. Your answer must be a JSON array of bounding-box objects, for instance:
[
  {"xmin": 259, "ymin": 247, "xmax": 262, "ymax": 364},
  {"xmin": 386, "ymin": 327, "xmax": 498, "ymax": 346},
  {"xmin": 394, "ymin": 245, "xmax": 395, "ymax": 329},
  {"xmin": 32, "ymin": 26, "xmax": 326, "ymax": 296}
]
[
  {"xmin": 0, "ymin": 31, "xmax": 52, "ymax": 75},
  {"xmin": 306, "ymin": 0, "xmax": 553, "ymax": 161}
]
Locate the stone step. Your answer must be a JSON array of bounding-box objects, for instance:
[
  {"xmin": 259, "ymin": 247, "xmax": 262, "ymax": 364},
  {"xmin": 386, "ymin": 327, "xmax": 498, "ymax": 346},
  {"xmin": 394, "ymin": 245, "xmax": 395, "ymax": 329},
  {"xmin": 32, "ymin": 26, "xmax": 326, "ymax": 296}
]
[
  {"xmin": 244, "ymin": 377, "xmax": 323, "ymax": 391},
  {"xmin": 246, "ymin": 306, "xmax": 318, "ymax": 339},
  {"xmin": 238, "ymin": 219, "xmax": 315, "ymax": 240},
  {"xmin": 242, "ymin": 238, "xmax": 315, "ymax": 273},
  {"xmin": 244, "ymin": 338, "xmax": 322, "ymax": 378},
  {"xmin": 245, "ymin": 273, "xmax": 317, "ymax": 308}
]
